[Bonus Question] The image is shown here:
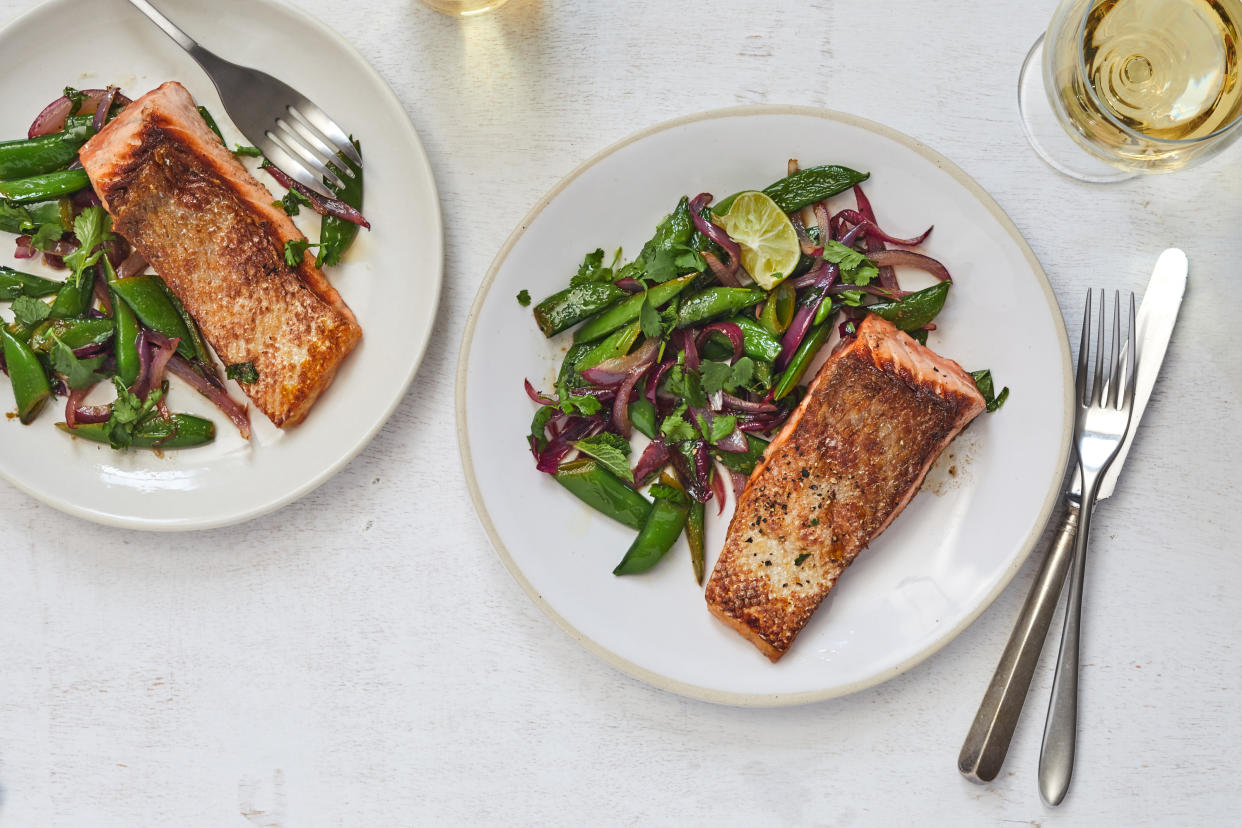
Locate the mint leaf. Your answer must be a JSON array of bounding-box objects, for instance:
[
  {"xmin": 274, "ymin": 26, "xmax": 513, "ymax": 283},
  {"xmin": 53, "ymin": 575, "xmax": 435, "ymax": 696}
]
[
  {"xmin": 574, "ymin": 433, "xmax": 634, "ymax": 483},
  {"xmin": 822, "ymin": 240, "xmax": 879, "ymax": 286},
  {"xmin": 556, "ymin": 386, "xmax": 602, "ymax": 417},
  {"xmin": 50, "ymin": 335, "xmax": 103, "ymax": 389},
  {"xmin": 11, "ymin": 295, "xmax": 52, "ymax": 328},
  {"xmin": 516, "ymin": 289, "xmax": 531, "ymax": 307}
]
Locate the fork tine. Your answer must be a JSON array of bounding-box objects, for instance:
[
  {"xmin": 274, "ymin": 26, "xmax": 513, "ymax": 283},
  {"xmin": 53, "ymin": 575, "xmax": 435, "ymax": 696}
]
[
  {"xmin": 1077, "ymin": 290, "xmax": 1092, "ymax": 405},
  {"xmin": 1092, "ymin": 289, "xmax": 1106, "ymax": 407},
  {"xmin": 286, "ymin": 107, "xmax": 358, "ymax": 180},
  {"xmin": 1123, "ymin": 291, "xmax": 1137, "ymax": 410},
  {"xmin": 1106, "ymin": 291, "xmax": 1121, "ymax": 409},
  {"xmin": 258, "ymin": 135, "xmax": 333, "ymax": 198},
  {"xmin": 290, "ymin": 99, "xmax": 363, "ymax": 167},
  {"xmin": 272, "ymin": 120, "xmax": 347, "ymax": 190}
]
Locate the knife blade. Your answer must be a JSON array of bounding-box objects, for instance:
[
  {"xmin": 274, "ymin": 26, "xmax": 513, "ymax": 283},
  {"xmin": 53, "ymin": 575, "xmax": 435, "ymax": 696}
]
[{"xmin": 958, "ymin": 248, "xmax": 1187, "ymax": 784}]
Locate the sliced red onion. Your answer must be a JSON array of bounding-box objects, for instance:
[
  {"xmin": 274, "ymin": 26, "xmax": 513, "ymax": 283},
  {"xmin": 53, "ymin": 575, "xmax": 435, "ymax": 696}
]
[
  {"xmin": 776, "ymin": 263, "xmax": 838, "ymax": 370},
  {"xmin": 701, "ymin": 250, "xmax": 743, "ymax": 288},
  {"xmin": 790, "ymin": 215, "xmax": 820, "ymax": 256},
  {"xmin": 854, "ymin": 185, "xmax": 898, "ymax": 291},
  {"xmin": 131, "ymin": 330, "xmax": 179, "ymax": 400},
  {"xmin": 827, "ymin": 282, "xmax": 907, "ymax": 300},
  {"xmin": 790, "ymin": 258, "xmax": 831, "ymax": 290},
  {"xmin": 72, "ymin": 341, "xmax": 110, "ymax": 359},
  {"xmin": 28, "ymin": 88, "xmax": 132, "ymax": 138},
  {"xmin": 613, "ymin": 277, "xmax": 643, "ymax": 293},
  {"xmin": 611, "ymin": 368, "xmax": 645, "ymax": 438},
  {"xmin": 838, "ymin": 221, "xmax": 869, "ymax": 249},
  {"xmin": 534, "ymin": 415, "xmax": 601, "ymax": 473},
  {"xmin": 71, "ymin": 187, "xmax": 102, "ymax": 210},
  {"xmin": 92, "ymin": 268, "xmax": 113, "ymax": 315},
  {"xmin": 65, "ymin": 384, "xmax": 110, "ymax": 428},
  {"xmin": 262, "ymin": 163, "xmax": 371, "ymax": 229},
  {"xmin": 709, "ymin": 461, "xmax": 727, "ymax": 514},
  {"xmin": 118, "ymin": 251, "xmax": 149, "ymax": 279},
  {"xmin": 690, "ymin": 193, "xmax": 742, "ymax": 282},
  {"xmin": 681, "ymin": 328, "xmax": 700, "ymax": 373},
  {"xmin": 633, "ymin": 439, "xmax": 670, "ymax": 487},
  {"xmin": 91, "ymin": 86, "xmax": 120, "ymax": 133},
  {"xmin": 524, "ymin": 378, "xmax": 557, "ymax": 406},
  {"xmin": 714, "ymin": 425, "xmax": 749, "ymax": 454},
  {"xmin": 721, "ymin": 392, "xmax": 778, "ymax": 415},
  {"xmin": 814, "ymin": 201, "xmax": 832, "ymax": 247},
  {"xmin": 697, "ymin": 321, "xmax": 743, "ymax": 364},
  {"xmin": 167, "ymin": 355, "xmax": 252, "ymax": 439},
  {"xmin": 831, "ymin": 210, "xmax": 932, "ymax": 246},
  {"xmin": 729, "ymin": 470, "xmax": 750, "ymax": 499},
  {"xmin": 14, "ymin": 236, "xmax": 36, "ymax": 259},
  {"xmin": 646, "ymin": 358, "xmax": 674, "ymax": 407},
  {"xmin": 579, "ymin": 338, "xmax": 659, "ymax": 388},
  {"xmin": 867, "ymin": 249, "xmax": 952, "ymax": 282}
]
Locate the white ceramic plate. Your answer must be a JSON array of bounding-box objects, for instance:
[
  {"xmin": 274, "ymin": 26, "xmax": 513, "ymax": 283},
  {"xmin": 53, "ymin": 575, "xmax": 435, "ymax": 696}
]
[
  {"xmin": 0, "ymin": 0, "xmax": 442, "ymax": 529},
  {"xmin": 459, "ymin": 107, "xmax": 1072, "ymax": 705}
]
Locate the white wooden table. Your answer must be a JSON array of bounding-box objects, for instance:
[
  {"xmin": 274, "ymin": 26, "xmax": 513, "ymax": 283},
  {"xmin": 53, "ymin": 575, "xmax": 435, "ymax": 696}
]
[{"xmin": 2, "ymin": 1, "xmax": 1239, "ymax": 825}]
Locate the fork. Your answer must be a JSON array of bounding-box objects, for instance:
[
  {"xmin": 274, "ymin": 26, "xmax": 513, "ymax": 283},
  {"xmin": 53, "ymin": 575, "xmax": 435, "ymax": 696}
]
[
  {"xmin": 124, "ymin": 0, "xmax": 362, "ymax": 198},
  {"xmin": 1038, "ymin": 289, "xmax": 1136, "ymax": 806}
]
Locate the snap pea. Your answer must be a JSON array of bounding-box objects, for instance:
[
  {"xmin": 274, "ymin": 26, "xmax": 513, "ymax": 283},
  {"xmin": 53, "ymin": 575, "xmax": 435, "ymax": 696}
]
[
  {"xmin": 761, "ymin": 164, "xmax": 870, "ymax": 213},
  {"xmin": 159, "ymin": 281, "xmax": 212, "ymax": 364},
  {"xmin": 812, "ymin": 292, "xmax": 837, "ymax": 327},
  {"xmin": 318, "ymin": 141, "xmax": 362, "ymax": 267},
  {"xmin": 103, "ymin": 257, "xmax": 140, "ymax": 385},
  {"xmin": 758, "ymin": 282, "xmax": 796, "ymax": 335},
  {"xmin": 0, "ymin": 125, "xmax": 95, "ymax": 180},
  {"xmin": 573, "ymin": 274, "xmax": 695, "ymax": 344},
  {"xmin": 628, "ymin": 397, "xmax": 658, "ymax": 440},
  {"xmin": 48, "ymin": 268, "xmax": 93, "ymax": 319},
  {"xmin": 533, "ymin": 281, "xmax": 627, "ymax": 338},
  {"xmin": 197, "ymin": 106, "xmax": 226, "ymax": 144},
  {"xmin": 576, "ymin": 320, "xmax": 640, "ymax": 374},
  {"xmin": 686, "ymin": 499, "xmax": 706, "ymax": 585},
  {"xmin": 713, "ymin": 433, "xmax": 770, "ymax": 476},
  {"xmin": 865, "ymin": 281, "xmax": 951, "ymax": 331},
  {"xmin": 613, "ymin": 471, "xmax": 691, "ymax": 576},
  {"xmin": 773, "ymin": 321, "xmax": 831, "ymax": 401},
  {"xmin": 556, "ymin": 341, "xmax": 595, "ymax": 391},
  {"xmin": 109, "ymin": 274, "xmax": 195, "ymax": 359},
  {"xmin": 28, "ymin": 317, "xmax": 113, "ymax": 353},
  {"xmin": 0, "ymin": 168, "xmax": 90, "ymax": 203},
  {"xmin": 554, "ymin": 457, "xmax": 652, "ymax": 531},
  {"xmin": 1, "ymin": 327, "xmax": 52, "ymax": 424},
  {"xmin": 0, "ymin": 265, "xmax": 61, "ymax": 299},
  {"xmin": 57, "ymin": 413, "xmax": 216, "ymax": 449},
  {"xmin": 675, "ymin": 287, "xmax": 765, "ymax": 328},
  {"xmin": 728, "ymin": 315, "xmax": 782, "ymax": 362}
]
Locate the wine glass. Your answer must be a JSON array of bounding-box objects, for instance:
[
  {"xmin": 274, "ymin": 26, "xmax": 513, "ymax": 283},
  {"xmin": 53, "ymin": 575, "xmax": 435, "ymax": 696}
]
[{"xmin": 1018, "ymin": 0, "xmax": 1242, "ymax": 182}]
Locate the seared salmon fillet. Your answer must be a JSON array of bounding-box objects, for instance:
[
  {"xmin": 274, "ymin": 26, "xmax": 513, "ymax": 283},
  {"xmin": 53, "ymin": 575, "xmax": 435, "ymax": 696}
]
[
  {"xmin": 705, "ymin": 314, "xmax": 985, "ymax": 661},
  {"xmin": 78, "ymin": 81, "xmax": 361, "ymax": 427}
]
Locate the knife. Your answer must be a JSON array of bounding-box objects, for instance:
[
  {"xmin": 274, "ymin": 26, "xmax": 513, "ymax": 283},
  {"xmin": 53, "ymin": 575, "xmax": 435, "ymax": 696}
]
[{"xmin": 957, "ymin": 247, "xmax": 1188, "ymax": 784}]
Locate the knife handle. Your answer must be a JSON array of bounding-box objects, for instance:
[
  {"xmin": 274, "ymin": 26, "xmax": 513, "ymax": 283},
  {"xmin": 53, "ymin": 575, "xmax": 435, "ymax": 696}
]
[{"xmin": 958, "ymin": 501, "xmax": 1080, "ymax": 783}]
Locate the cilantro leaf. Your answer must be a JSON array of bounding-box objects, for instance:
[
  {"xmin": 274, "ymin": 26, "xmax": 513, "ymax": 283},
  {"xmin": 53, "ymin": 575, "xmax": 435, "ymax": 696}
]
[
  {"xmin": 233, "ymin": 145, "xmax": 263, "ymax": 157},
  {"xmin": 699, "ymin": 357, "xmax": 755, "ymax": 395},
  {"xmin": 822, "ymin": 240, "xmax": 879, "ymax": 286},
  {"xmin": 11, "ymin": 296, "xmax": 52, "ymax": 328},
  {"xmin": 649, "ymin": 482, "xmax": 689, "ymax": 506},
  {"xmin": 283, "ymin": 239, "xmax": 320, "ymax": 266},
  {"xmin": 639, "ymin": 289, "xmax": 663, "ymax": 338},
  {"xmin": 970, "ymin": 369, "xmax": 1010, "ymax": 413},
  {"xmin": 570, "ymin": 248, "xmax": 613, "ymax": 286},
  {"xmin": 516, "ymin": 289, "xmax": 531, "ymax": 307},
  {"xmin": 794, "ymin": 553, "xmax": 811, "ymax": 567},
  {"xmin": 63, "ymin": 86, "xmax": 87, "ymax": 115},
  {"xmin": 697, "ymin": 411, "xmax": 737, "ymax": 444},
  {"xmin": 837, "ymin": 289, "xmax": 866, "ymax": 307},
  {"xmin": 556, "ymin": 385, "xmax": 602, "ymax": 417},
  {"xmin": 226, "ymin": 361, "xmax": 259, "ymax": 384},
  {"xmin": 28, "ymin": 220, "xmax": 65, "ymax": 252},
  {"xmin": 643, "ymin": 247, "xmax": 680, "ymax": 284},
  {"xmin": 574, "ymin": 433, "xmax": 634, "ymax": 483},
  {"xmin": 102, "ymin": 377, "xmax": 163, "ymax": 449},
  {"xmin": 673, "ymin": 246, "xmax": 706, "ymax": 272},
  {"xmin": 0, "ymin": 201, "xmax": 33, "ymax": 235},
  {"xmin": 659, "ymin": 405, "xmax": 698, "ymax": 444},
  {"xmin": 50, "ymin": 335, "xmax": 104, "ymax": 389},
  {"xmin": 274, "ymin": 189, "xmax": 311, "ymax": 216}
]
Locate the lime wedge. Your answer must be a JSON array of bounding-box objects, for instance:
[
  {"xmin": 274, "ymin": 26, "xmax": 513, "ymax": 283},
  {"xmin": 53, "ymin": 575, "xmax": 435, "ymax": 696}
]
[{"xmin": 712, "ymin": 191, "xmax": 800, "ymax": 290}]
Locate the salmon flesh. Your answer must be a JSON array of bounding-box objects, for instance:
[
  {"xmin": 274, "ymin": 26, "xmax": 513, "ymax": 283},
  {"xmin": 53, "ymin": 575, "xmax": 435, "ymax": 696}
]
[
  {"xmin": 78, "ymin": 81, "xmax": 361, "ymax": 428},
  {"xmin": 705, "ymin": 314, "xmax": 986, "ymax": 661}
]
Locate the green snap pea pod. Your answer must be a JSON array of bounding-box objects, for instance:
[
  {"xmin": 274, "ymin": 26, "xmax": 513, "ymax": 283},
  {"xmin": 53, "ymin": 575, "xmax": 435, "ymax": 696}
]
[
  {"xmin": 758, "ymin": 282, "xmax": 796, "ymax": 335},
  {"xmin": 57, "ymin": 413, "xmax": 216, "ymax": 449},
  {"xmin": 812, "ymin": 293, "xmax": 838, "ymax": 327},
  {"xmin": 773, "ymin": 321, "xmax": 831, "ymax": 401},
  {"xmin": 627, "ymin": 398, "xmax": 658, "ymax": 440},
  {"xmin": 675, "ymin": 287, "xmax": 765, "ymax": 328},
  {"xmin": 318, "ymin": 141, "xmax": 363, "ymax": 267},
  {"xmin": 635, "ymin": 196, "xmax": 695, "ymax": 268},
  {"xmin": 685, "ymin": 499, "xmax": 706, "ymax": 585},
  {"xmin": 159, "ymin": 281, "xmax": 212, "ymax": 364},
  {"xmin": 0, "ymin": 125, "xmax": 95, "ymax": 180},
  {"xmin": 197, "ymin": 106, "xmax": 226, "ymax": 144},
  {"xmin": 728, "ymin": 315, "xmax": 782, "ymax": 362},
  {"xmin": 576, "ymin": 320, "xmax": 640, "ymax": 374},
  {"xmin": 761, "ymin": 165, "xmax": 871, "ymax": 213},
  {"xmin": 109, "ymin": 274, "xmax": 195, "ymax": 359},
  {"xmin": 28, "ymin": 317, "xmax": 113, "ymax": 353},
  {"xmin": 0, "ymin": 265, "xmax": 61, "ymax": 299},
  {"xmin": 556, "ymin": 341, "xmax": 594, "ymax": 391},
  {"xmin": 864, "ymin": 281, "xmax": 951, "ymax": 331},
  {"xmin": 0, "ymin": 327, "xmax": 52, "ymax": 424},
  {"xmin": 714, "ymin": 433, "xmax": 770, "ymax": 476},
  {"xmin": 573, "ymin": 274, "xmax": 695, "ymax": 344},
  {"xmin": 533, "ymin": 281, "xmax": 627, "ymax": 338},
  {"xmin": 102, "ymin": 257, "xmax": 141, "ymax": 385},
  {"xmin": 613, "ymin": 472, "xmax": 691, "ymax": 575},
  {"xmin": 64, "ymin": 114, "xmax": 93, "ymax": 130},
  {"xmin": 49, "ymin": 267, "xmax": 93, "ymax": 319},
  {"xmin": 554, "ymin": 457, "xmax": 652, "ymax": 531},
  {"xmin": 0, "ymin": 169, "xmax": 91, "ymax": 203}
]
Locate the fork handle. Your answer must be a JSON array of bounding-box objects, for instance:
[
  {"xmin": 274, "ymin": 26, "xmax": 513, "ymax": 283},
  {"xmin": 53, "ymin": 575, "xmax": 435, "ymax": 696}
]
[
  {"xmin": 125, "ymin": 0, "xmax": 199, "ymax": 53},
  {"xmin": 958, "ymin": 501, "xmax": 1079, "ymax": 783},
  {"xmin": 1038, "ymin": 478, "xmax": 1101, "ymax": 805}
]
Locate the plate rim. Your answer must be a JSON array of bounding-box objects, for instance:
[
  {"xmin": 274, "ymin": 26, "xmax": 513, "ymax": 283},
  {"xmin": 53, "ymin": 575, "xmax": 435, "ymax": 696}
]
[
  {"xmin": 456, "ymin": 104, "xmax": 1072, "ymax": 706},
  {"xmin": 0, "ymin": 0, "xmax": 445, "ymax": 531}
]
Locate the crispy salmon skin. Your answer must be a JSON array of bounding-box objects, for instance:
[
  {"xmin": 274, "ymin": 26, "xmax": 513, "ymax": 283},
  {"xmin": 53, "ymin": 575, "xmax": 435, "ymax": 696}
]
[
  {"xmin": 78, "ymin": 81, "xmax": 361, "ymax": 428},
  {"xmin": 705, "ymin": 314, "xmax": 985, "ymax": 661}
]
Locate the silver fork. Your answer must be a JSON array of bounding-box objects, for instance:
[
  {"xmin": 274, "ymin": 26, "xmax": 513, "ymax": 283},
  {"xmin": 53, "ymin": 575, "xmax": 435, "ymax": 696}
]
[
  {"xmin": 125, "ymin": 0, "xmax": 362, "ymax": 198},
  {"xmin": 1038, "ymin": 289, "xmax": 1136, "ymax": 806}
]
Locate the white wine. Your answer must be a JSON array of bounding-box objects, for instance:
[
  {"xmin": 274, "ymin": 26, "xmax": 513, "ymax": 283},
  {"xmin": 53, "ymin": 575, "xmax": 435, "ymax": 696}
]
[{"xmin": 1044, "ymin": 0, "xmax": 1242, "ymax": 172}]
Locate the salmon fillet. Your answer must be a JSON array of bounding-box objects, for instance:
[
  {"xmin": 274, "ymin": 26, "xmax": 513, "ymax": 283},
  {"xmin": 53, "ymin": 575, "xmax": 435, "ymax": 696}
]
[
  {"xmin": 705, "ymin": 314, "xmax": 985, "ymax": 661},
  {"xmin": 78, "ymin": 81, "xmax": 361, "ymax": 427}
]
